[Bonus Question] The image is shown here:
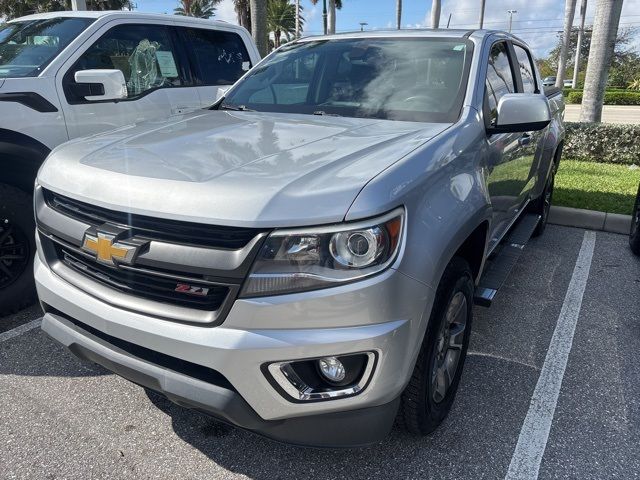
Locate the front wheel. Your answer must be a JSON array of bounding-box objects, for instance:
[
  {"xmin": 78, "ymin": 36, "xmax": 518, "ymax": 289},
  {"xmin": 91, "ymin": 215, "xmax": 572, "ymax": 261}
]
[
  {"xmin": 399, "ymin": 257, "xmax": 474, "ymax": 435},
  {"xmin": 0, "ymin": 184, "xmax": 37, "ymax": 316},
  {"xmin": 630, "ymin": 184, "xmax": 640, "ymax": 256}
]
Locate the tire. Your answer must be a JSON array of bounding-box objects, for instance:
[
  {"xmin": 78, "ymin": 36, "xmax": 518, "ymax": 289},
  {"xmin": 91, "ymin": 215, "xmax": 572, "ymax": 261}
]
[
  {"xmin": 530, "ymin": 166, "xmax": 556, "ymax": 238},
  {"xmin": 399, "ymin": 257, "xmax": 474, "ymax": 435},
  {"xmin": 0, "ymin": 183, "xmax": 36, "ymax": 316},
  {"xmin": 630, "ymin": 184, "xmax": 640, "ymax": 256}
]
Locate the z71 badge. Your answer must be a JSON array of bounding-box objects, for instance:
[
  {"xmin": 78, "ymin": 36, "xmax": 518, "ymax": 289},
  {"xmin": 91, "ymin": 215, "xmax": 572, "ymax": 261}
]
[{"xmin": 175, "ymin": 283, "xmax": 209, "ymax": 296}]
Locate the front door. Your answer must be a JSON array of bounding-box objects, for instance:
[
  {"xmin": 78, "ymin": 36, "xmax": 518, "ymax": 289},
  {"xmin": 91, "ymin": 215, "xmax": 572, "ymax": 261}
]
[
  {"xmin": 57, "ymin": 23, "xmax": 200, "ymax": 140},
  {"xmin": 485, "ymin": 41, "xmax": 538, "ymax": 250}
]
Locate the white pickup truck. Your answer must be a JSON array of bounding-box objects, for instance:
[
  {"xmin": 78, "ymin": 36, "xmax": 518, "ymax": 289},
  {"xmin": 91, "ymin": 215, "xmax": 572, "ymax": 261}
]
[{"xmin": 0, "ymin": 11, "xmax": 259, "ymax": 314}]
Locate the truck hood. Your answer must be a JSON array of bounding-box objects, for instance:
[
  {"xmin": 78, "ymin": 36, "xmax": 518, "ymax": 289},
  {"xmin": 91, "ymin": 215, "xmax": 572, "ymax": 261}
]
[{"xmin": 39, "ymin": 110, "xmax": 448, "ymax": 227}]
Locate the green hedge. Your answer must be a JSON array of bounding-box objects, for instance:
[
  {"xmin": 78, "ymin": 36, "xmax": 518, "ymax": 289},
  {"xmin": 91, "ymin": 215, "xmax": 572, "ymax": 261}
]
[
  {"xmin": 564, "ymin": 122, "xmax": 640, "ymax": 165},
  {"xmin": 564, "ymin": 90, "xmax": 640, "ymax": 105}
]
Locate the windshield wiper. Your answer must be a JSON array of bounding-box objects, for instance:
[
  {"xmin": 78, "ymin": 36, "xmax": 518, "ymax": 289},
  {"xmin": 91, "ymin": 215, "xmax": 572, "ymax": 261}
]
[
  {"xmin": 313, "ymin": 110, "xmax": 341, "ymax": 117},
  {"xmin": 220, "ymin": 103, "xmax": 255, "ymax": 112}
]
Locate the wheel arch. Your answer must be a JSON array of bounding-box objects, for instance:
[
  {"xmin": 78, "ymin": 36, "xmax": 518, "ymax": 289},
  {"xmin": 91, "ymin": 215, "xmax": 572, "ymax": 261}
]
[{"xmin": 0, "ymin": 129, "xmax": 50, "ymax": 193}]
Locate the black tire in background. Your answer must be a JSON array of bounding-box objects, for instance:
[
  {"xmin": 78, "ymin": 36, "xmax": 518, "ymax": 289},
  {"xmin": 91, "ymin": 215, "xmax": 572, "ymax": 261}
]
[
  {"xmin": 630, "ymin": 183, "xmax": 640, "ymax": 256},
  {"xmin": 399, "ymin": 256, "xmax": 474, "ymax": 435},
  {"xmin": 530, "ymin": 166, "xmax": 556, "ymax": 238},
  {"xmin": 0, "ymin": 183, "xmax": 36, "ymax": 316}
]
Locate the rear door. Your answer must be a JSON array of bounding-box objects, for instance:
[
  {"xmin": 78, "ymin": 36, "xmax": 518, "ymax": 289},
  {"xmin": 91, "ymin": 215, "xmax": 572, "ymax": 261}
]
[
  {"xmin": 485, "ymin": 40, "xmax": 537, "ymax": 250},
  {"xmin": 57, "ymin": 21, "xmax": 200, "ymax": 140},
  {"xmin": 178, "ymin": 25, "xmax": 257, "ymax": 107}
]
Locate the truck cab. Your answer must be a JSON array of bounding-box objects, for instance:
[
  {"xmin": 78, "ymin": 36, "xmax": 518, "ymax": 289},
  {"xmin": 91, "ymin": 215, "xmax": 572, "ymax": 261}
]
[{"xmin": 0, "ymin": 11, "xmax": 260, "ymax": 314}]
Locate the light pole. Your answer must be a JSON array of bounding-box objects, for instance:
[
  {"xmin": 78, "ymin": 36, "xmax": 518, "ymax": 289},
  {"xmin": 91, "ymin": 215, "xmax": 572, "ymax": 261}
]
[
  {"xmin": 479, "ymin": 0, "xmax": 486, "ymax": 29},
  {"xmin": 359, "ymin": 22, "xmax": 368, "ymax": 32},
  {"xmin": 507, "ymin": 9, "xmax": 517, "ymax": 33},
  {"xmin": 322, "ymin": 0, "xmax": 328, "ymax": 35}
]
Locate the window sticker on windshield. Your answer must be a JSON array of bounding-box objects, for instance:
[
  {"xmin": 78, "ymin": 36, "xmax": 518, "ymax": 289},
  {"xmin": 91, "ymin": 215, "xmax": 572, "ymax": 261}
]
[
  {"xmin": 453, "ymin": 45, "xmax": 466, "ymax": 51},
  {"xmin": 155, "ymin": 51, "xmax": 178, "ymax": 77},
  {"xmin": 242, "ymin": 61, "xmax": 251, "ymax": 71}
]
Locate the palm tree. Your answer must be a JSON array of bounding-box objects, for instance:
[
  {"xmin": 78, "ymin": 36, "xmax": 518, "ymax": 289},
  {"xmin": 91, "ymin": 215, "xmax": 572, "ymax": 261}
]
[
  {"xmin": 555, "ymin": 0, "xmax": 577, "ymax": 88},
  {"xmin": 580, "ymin": 0, "xmax": 625, "ymax": 122},
  {"xmin": 430, "ymin": 0, "xmax": 440, "ymax": 29},
  {"xmin": 267, "ymin": 0, "xmax": 304, "ymax": 49},
  {"xmin": 396, "ymin": 0, "xmax": 401, "ymax": 30},
  {"xmin": 174, "ymin": 0, "xmax": 219, "ymax": 19},
  {"xmin": 251, "ymin": 0, "xmax": 269, "ymax": 57},
  {"xmin": 234, "ymin": 0, "xmax": 251, "ymax": 30},
  {"xmin": 310, "ymin": 0, "xmax": 342, "ymax": 34}
]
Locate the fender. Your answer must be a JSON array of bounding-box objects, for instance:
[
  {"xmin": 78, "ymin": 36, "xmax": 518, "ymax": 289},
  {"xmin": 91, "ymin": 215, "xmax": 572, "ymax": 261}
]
[{"xmin": 0, "ymin": 129, "xmax": 50, "ymax": 192}]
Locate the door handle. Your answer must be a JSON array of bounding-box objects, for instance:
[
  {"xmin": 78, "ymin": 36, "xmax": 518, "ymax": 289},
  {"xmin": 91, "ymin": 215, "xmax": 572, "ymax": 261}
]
[{"xmin": 518, "ymin": 133, "xmax": 532, "ymax": 146}]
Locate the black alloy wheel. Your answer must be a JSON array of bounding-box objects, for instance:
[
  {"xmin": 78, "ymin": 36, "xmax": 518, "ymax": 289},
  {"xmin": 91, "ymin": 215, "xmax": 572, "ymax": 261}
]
[
  {"xmin": 0, "ymin": 184, "xmax": 37, "ymax": 316},
  {"xmin": 399, "ymin": 256, "xmax": 473, "ymax": 435}
]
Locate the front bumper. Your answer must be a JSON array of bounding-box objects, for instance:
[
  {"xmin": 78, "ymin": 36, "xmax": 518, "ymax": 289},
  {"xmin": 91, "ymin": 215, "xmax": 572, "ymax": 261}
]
[{"xmin": 35, "ymin": 255, "xmax": 432, "ymax": 446}]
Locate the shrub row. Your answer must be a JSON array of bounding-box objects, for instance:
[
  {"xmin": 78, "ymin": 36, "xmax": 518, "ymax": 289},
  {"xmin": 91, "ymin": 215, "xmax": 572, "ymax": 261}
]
[
  {"xmin": 564, "ymin": 122, "xmax": 640, "ymax": 165},
  {"xmin": 562, "ymin": 87, "xmax": 628, "ymax": 96},
  {"xmin": 565, "ymin": 90, "xmax": 640, "ymax": 105}
]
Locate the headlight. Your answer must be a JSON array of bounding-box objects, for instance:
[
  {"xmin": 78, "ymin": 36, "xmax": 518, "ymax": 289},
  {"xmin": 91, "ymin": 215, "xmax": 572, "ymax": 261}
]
[{"xmin": 240, "ymin": 208, "xmax": 404, "ymax": 297}]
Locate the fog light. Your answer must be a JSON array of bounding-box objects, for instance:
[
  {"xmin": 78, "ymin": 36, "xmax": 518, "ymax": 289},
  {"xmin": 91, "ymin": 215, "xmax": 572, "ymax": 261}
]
[{"xmin": 318, "ymin": 356, "xmax": 346, "ymax": 383}]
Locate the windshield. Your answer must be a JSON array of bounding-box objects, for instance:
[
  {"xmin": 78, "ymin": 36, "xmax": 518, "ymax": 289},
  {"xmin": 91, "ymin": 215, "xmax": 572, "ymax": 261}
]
[
  {"xmin": 222, "ymin": 38, "xmax": 472, "ymax": 123},
  {"xmin": 0, "ymin": 18, "xmax": 93, "ymax": 78}
]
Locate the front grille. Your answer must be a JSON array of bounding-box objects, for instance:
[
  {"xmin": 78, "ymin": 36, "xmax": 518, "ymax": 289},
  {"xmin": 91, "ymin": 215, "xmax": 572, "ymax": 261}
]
[
  {"xmin": 55, "ymin": 243, "xmax": 229, "ymax": 312},
  {"xmin": 43, "ymin": 189, "xmax": 262, "ymax": 249}
]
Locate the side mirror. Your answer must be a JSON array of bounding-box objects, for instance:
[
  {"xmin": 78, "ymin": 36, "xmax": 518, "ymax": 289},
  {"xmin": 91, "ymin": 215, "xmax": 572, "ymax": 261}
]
[
  {"xmin": 489, "ymin": 93, "xmax": 551, "ymax": 134},
  {"xmin": 73, "ymin": 69, "xmax": 127, "ymax": 101}
]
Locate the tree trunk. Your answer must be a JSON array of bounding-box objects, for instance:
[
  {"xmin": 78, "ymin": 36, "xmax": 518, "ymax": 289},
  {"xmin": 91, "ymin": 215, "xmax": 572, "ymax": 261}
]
[
  {"xmin": 555, "ymin": 0, "xmax": 577, "ymax": 88},
  {"xmin": 580, "ymin": 0, "xmax": 624, "ymax": 122},
  {"xmin": 431, "ymin": 0, "xmax": 440, "ymax": 29},
  {"xmin": 572, "ymin": 0, "xmax": 587, "ymax": 88},
  {"xmin": 274, "ymin": 30, "xmax": 281, "ymax": 49},
  {"xmin": 328, "ymin": 0, "xmax": 336, "ymax": 34},
  {"xmin": 396, "ymin": 0, "xmax": 402, "ymax": 30},
  {"xmin": 250, "ymin": 0, "xmax": 268, "ymax": 57}
]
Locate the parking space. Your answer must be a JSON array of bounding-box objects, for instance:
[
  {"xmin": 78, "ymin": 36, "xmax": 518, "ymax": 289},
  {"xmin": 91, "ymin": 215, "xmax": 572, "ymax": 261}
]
[{"xmin": 1, "ymin": 224, "xmax": 639, "ymax": 480}]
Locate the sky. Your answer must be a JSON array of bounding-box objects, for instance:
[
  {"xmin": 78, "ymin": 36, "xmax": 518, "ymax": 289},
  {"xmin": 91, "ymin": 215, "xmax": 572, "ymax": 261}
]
[{"xmin": 135, "ymin": 0, "xmax": 640, "ymax": 58}]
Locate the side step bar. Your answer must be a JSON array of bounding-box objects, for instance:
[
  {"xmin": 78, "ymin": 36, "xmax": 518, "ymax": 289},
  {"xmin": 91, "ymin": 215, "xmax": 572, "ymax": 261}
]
[{"xmin": 474, "ymin": 214, "xmax": 540, "ymax": 307}]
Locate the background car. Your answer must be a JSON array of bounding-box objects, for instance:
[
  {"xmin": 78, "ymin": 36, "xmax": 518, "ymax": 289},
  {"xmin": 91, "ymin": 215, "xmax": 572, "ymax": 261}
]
[{"xmin": 630, "ymin": 183, "xmax": 640, "ymax": 255}]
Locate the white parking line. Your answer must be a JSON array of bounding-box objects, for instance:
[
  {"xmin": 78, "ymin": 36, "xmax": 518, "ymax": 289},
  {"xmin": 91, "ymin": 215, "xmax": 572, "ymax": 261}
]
[
  {"xmin": 505, "ymin": 230, "xmax": 596, "ymax": 480},
  {"xmin": 0, "ymin": 318, "xmax": 42, "ymax": 342}
]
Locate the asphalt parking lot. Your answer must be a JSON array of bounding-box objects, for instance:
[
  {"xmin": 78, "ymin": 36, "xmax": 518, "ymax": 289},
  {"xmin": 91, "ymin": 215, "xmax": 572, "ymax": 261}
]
[{"xmin": 1, "ymin": 224, "xmax": 639, "ymax": 480}]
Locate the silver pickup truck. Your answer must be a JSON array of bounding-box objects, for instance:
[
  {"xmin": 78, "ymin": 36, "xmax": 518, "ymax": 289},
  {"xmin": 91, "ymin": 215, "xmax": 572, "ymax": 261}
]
[{"xmin": 34, "ymin": 30, "xmax": 564, "ymax": 447}]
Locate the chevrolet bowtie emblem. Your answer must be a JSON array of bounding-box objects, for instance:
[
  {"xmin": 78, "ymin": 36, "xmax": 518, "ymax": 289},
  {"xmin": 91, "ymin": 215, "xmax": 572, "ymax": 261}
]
[{"xmin": 81, "ymin": 229, "xmax": 140, "ymax": 266}]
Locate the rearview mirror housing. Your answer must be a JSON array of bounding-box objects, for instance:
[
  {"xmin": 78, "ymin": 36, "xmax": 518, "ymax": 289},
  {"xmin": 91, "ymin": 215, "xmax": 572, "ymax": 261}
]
[
  {"xmin": 74, "ymin": 69, "xmax": 127, "ymax": 102},
  {"xmin": 489, "ymin": 93, "xmax": 551, "ymax": 134}
]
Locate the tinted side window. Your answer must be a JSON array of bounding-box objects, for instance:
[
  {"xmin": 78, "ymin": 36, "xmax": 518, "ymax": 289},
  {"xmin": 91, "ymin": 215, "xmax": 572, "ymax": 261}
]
[
  {"xmin": 183, "ymin": 28, "xmax": 252, "ymax": 85},
  {"xmin": 513, "ymin": 44, "xmax": 537, "ymax": 93},
  {"xmin": 486, "ymin": 42, "xmax": 516, "ymax": 123},
  {"xmin": 69, "ymin": 24, "xmax": 184, "ymax": 99}
]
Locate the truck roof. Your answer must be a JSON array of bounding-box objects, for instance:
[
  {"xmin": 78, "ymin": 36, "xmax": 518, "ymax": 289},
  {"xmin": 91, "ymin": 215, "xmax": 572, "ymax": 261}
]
[
  {"xmin": 8, "ymin": 10, "xmax": 232, "ymax": 28},
  {"xmin": 300, "ymin": 28, "xmax": 475, "ymax": 41}
]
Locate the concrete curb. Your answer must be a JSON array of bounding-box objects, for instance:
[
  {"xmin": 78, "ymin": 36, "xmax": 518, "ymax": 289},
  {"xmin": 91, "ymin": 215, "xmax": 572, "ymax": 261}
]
[{"xmin": 548, "ymin": 206, "xmax": 632, "ymax": 235}]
